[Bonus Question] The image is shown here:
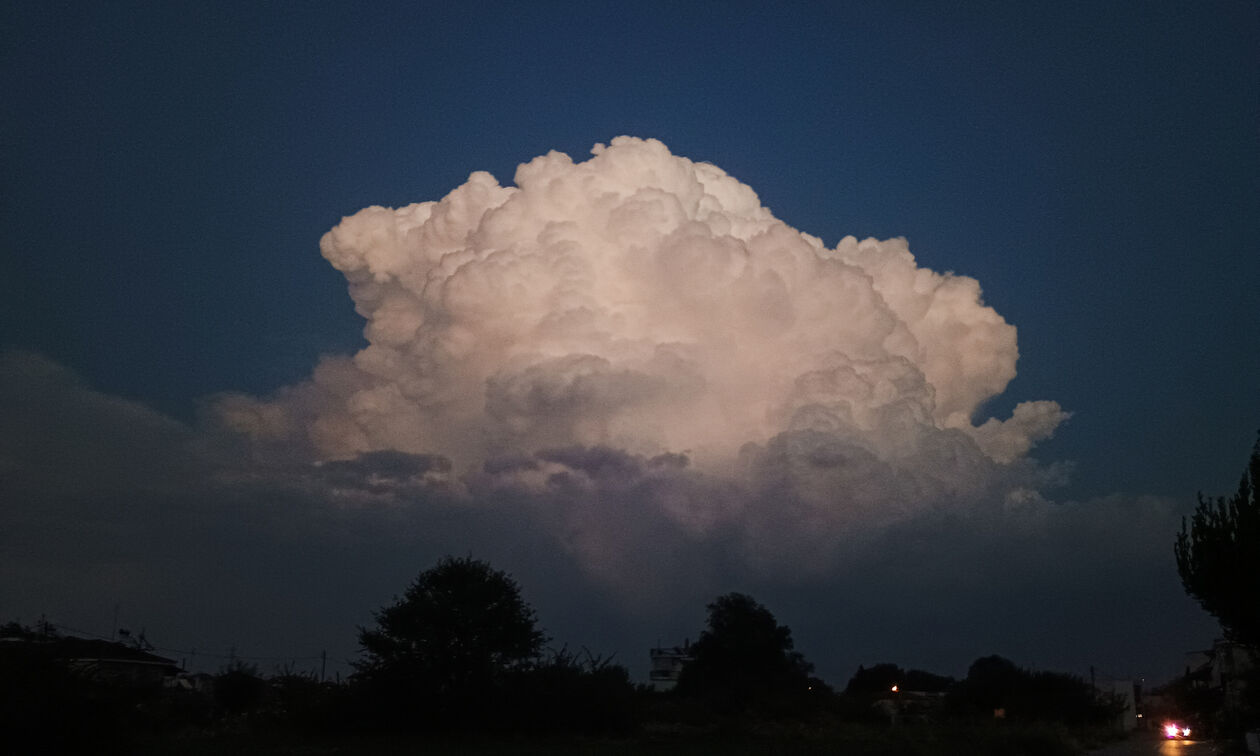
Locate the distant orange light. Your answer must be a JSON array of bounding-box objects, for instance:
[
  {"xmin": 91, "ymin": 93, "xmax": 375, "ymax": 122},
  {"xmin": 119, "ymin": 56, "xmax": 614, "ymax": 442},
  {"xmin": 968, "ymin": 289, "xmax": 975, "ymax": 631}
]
[{"xmin": 891, "ymin": 685, "xmax": 898, "ymax": 692}]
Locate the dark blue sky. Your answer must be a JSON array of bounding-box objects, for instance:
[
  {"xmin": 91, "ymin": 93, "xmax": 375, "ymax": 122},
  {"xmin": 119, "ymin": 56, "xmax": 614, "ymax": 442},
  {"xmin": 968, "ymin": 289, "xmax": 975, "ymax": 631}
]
[{"xmin": 2, "ymin": 1, "xmax": 1256, "ymax": 682}]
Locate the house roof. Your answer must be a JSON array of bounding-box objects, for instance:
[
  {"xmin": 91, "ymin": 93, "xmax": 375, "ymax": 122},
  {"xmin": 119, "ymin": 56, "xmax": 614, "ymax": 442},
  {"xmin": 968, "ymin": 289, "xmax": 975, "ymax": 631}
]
[
  {"xmin": 0, "ymin": 635, "xmax": 175, "ymax": 665},
  {"xmin": 56, "ymin": 637, "xmax": 177, "ymax": 667}
]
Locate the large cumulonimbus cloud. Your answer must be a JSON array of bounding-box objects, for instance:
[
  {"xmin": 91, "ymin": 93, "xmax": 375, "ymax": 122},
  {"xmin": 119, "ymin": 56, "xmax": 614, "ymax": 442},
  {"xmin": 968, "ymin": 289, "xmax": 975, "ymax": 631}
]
[{"xmin": 214, "ymin": 136, "xmax": 1068, "ymax": 577}]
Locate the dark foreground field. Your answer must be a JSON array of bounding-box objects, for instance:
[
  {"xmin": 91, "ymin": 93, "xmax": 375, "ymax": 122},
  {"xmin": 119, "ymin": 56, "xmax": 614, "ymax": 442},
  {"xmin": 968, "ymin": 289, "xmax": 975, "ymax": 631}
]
[{"xmin": 131, "ymin": 722, "xmax": 1122, "ymax": 756}]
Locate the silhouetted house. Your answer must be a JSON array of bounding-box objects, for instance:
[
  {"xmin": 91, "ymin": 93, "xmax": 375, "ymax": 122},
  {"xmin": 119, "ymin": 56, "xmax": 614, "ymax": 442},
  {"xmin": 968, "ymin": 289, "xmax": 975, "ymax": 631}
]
[
  {"xmin": 1183, "ymin": 648, "xmax": 1213, "ymax": 687},
  {"xmin": 1, "ymin": 633, "xmax": 178, "ymax": 688},
  {"xmin": 649, "ymin": 641, "xmax": 692, "ymax": 692},
  {"xmin": 5, "ymin": 635, "xmax": 177, "ymax": 685},
  {"xmin": 58, "ymin": 637, "xmax": 179, "ymax": 687},
  {"xmin": 1185, "ymin": 639, "xmax": 1255, "ymax": 713}
]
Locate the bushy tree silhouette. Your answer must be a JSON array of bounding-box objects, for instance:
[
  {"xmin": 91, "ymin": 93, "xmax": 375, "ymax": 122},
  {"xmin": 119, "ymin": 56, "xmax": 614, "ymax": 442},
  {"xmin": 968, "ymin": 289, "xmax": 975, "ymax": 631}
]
[
  {"xmin": 354, "ymin": 556, "xmax": 545, "ymax": 728},
  {"xmin": 961, "ymin": 655, "xmax": 1021, "ymax": 712},
  {"xmin": 1175, "ymin": 436, "xmax": 1260, "ymax": 646},
  {"xmin": 675, "ymin": 592, "xmax": 815, "ymax": 717}
]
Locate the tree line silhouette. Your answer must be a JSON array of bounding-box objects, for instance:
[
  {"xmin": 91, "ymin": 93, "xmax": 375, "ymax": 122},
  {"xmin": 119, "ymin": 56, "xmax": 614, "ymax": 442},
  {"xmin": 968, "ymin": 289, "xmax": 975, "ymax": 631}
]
[{"xmin": 2, "ymin": 556, "xmax": 1128, "ymax": 753}]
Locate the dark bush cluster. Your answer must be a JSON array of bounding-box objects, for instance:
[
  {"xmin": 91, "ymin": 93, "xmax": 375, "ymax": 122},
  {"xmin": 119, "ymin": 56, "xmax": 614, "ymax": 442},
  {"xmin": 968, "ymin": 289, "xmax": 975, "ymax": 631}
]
[
  {"xmin": 945, "ymin": 655, "xmax": 1123, "ymax": 725},
  {"xmin": 846, "ymin": 663, "xmax": 953, "ymax": 697},
  {"xmin": 0, "ymin": 640, "xmax": 146, "ymax": 754},
  {"xmin": 346, "ymin": 648, "xmax": 640, "ymax": 736},
  {"xmin": 500, "ymin": 649, "xmax": 641, "ymax": 735}
]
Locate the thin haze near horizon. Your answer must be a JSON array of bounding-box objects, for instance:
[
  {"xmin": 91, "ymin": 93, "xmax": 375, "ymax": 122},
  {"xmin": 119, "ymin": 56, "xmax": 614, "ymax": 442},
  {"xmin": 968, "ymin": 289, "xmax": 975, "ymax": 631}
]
[{"xmin": 2, "ymin": 1, "xmax": 1256, "ymax": 686}]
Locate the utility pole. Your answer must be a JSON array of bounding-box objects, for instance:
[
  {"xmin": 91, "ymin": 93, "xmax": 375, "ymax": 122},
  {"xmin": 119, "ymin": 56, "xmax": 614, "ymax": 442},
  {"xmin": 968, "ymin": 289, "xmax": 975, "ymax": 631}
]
[{"xmin": 321, "ymin": 650, "xmax": 327, "ymax": 683}]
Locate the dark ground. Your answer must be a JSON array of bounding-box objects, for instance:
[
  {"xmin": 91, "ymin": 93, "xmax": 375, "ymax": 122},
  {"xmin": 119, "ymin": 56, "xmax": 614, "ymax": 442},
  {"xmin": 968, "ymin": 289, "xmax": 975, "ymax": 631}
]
[
  {"xmin": 1090, "ymin": 733, "xmax": 1228, "ymax": 756},
  {"xmin": 128, "ymin": 722, "xmax": 1126, "ymax": 756}
]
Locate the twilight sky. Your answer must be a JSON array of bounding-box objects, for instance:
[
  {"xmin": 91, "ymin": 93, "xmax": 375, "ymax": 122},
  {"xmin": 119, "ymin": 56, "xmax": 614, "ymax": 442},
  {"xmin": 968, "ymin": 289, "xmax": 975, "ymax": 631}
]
[{"xmin": 2, "ymin": 1, "xmax": 1257, "ymax": 685}]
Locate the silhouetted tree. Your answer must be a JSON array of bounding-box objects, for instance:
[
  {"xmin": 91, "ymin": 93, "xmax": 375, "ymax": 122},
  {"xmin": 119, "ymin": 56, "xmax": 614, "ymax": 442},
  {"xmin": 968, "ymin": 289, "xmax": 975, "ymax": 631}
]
[
  {"xmin": 1175, "ymin": 436, "xmax": 1260, "ymax": 646},
  {"xmin": 675, "ymin": 592, "xmax": 815, "ymax": 717},
  {"xmin": 214, "ymin": 660, "xmax": 265, "ymax": 716},
  {"xmin": 0, "ymin": 619, "xmax": 55, "ymax": 640},
  {"xmin": 962, "ymin": 655, "xmax": 1021, "ymax": 712},
  {"xmin": 354, "ymin": 556, "xmax": 545, "ymax": 728},
  {"xmin": 845, "ymin": 663, "xmax": 953, "ymax": 696},
  {"xmin": 0, "ymin": 621, "xmax": 32, "ymax": 640}
]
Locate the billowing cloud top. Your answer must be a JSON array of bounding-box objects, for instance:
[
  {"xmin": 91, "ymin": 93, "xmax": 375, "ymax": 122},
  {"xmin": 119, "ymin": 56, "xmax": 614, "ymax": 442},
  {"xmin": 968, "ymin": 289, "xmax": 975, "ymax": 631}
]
[{"xmin": 214, "ymin": 137, "xmax": 1067, "ymax": 574}]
